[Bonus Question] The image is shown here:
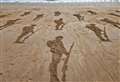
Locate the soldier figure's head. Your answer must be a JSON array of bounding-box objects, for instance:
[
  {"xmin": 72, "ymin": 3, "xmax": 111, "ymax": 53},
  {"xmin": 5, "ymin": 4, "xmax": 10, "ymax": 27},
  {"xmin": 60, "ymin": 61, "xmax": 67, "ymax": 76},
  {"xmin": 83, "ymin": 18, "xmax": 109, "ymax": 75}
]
[{"xmin": 56, "ymin": 36, "xmax": 63, "ymax": 41}]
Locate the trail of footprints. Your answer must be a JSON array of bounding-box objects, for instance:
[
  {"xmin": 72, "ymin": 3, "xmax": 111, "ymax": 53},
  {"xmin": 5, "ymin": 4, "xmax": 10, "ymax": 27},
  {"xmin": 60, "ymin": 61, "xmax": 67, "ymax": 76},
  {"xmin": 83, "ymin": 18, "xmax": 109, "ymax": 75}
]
[{"xmin": 0, "ymin": 9, "xmax": 120, "ymax": 44}]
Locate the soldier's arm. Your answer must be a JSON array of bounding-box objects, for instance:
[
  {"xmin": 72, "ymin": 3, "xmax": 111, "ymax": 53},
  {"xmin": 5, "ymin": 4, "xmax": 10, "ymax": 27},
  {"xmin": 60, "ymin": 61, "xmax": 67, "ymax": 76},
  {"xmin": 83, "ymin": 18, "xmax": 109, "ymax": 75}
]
[{"xmin": 61, "ymin": 42, "xmax": 69, "ymax": 56}]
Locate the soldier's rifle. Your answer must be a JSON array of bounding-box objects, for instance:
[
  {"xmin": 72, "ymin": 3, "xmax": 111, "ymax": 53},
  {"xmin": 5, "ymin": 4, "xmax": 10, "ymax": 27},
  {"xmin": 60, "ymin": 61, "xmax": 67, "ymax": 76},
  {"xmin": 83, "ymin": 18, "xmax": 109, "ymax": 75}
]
[{"xmin": 62, "ymin": 42, "xmax": 74, "ymax": 82}]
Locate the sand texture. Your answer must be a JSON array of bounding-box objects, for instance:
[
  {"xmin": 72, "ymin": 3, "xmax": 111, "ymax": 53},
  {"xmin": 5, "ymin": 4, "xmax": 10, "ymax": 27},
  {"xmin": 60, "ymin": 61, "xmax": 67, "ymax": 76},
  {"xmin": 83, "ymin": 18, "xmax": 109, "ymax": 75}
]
[{"xmin": 0, "ymin": 4, "xmax": 120, "ymax": 82}]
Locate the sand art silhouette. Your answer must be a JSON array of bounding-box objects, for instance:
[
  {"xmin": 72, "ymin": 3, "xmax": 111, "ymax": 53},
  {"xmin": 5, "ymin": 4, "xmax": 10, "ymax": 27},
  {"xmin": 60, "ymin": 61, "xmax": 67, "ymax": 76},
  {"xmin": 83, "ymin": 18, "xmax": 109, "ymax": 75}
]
[
  {"xmin": 0, "ymin": 14, "xmax": 10, "ymax": 18},
  {"xmin": 47, "ymin": 36, "xmax": 74, "ymax": 82},
  {"xmin": 73, "ymin": 14, "xmax": 84, "ymax": 21},
  {"xmin": 54, "ymin": 18, "xmax": 65, "ymax": 30},
  {"xmin": 21, "ymin": 11, "xmax": 31, "ymax": 16},
  {"xmin": 101, "ymin": 18, "xmax": 120, "ymax": 29},
  {"xmin": 87, "ymin": 10, "xmax": 97, "ymax": 15},
  {"xmin": 15, "ymin": 24, "xmax": 36, "ymax": 43},
  {"xmin": 86, "ymin": 24, "xmax": 111, "ymax": 42},
  {"xmin": 33, "ymin": 14, "xmax": 44, "ymax": 21},
  {"xmin": 54, "ymin": 11, "xmax": 61, "ymax": 16},
  {"xmin": 0, "ymin": 19, "xmax": 21, "ymax": 30},
  {"xmin": 109, "ymin": 13, "xmax": 120, "ymax": 17},
  {"xmin": 115, "ymin": 10, "xmax": 120, "ymax": 13}
]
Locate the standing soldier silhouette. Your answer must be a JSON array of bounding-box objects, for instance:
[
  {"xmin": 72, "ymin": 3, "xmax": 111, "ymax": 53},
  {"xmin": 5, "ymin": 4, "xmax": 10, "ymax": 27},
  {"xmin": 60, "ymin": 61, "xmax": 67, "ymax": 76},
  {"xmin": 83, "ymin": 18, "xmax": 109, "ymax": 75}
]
[
  {"xmin": 54, "ymin": 18, "xmax": 65, "ymax": 30},
  {"xmin": 15, "ymin": 24, "xmax": 36, "ymax": 43},
  {"xmin": 47, "ymin": 36, "xmax": 69, "ymax": 82}
]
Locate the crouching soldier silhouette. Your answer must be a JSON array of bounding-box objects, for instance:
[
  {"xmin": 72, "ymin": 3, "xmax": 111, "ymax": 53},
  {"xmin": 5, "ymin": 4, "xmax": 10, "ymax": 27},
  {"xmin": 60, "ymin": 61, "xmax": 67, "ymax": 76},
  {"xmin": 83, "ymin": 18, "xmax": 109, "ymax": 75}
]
[
  {"xmin": 54, "ymin": 18, "xmax": 65, "ymax": 30},
  {"xmin": 15, "ymin": 24, "xmax": 36, "ymax": 43},
  {"xmin": 86, "ymin": 24, "xmax": 111, "ymax": 42},
  {"xmin": 47, "ymin": 36, "xmax": 69, "ymax": 82},
  {"xmin": 0, "ymin": 19, "xmax": 20, "ymax": 30}
]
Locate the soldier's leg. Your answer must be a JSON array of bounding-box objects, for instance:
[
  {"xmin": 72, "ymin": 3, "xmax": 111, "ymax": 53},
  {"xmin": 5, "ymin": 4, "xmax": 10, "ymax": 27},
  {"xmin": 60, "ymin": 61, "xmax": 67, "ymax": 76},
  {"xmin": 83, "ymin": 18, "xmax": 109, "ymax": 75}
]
[
  {"xmin": 95, "ymin": 31, "xmax": 106, "ymax": 41},
  {"xmin": 103, "ymin": 31, "xmax": 111, "ymax": 41},
  {"xmin": 49, "ymin": 63, "xmax": 59, "ymax": 82},
  {"xmin": 22, "ymin": 30, "xmax": 34, "ymax": 42},
  {"xmin": 60, "ymin": 24, "xmax": 65, "ymax": 30},
  {"xmin": 55, "ymin": 24, "xmax": 60, "ymax": 30},
  {"xmin": 49, "ymin": 54, "xmax": 61, "ymax": 82},
  {"xmin": 22, "ymin": 32, "xmax": 32, "ymax": 42},
  {"xmin": 0, "ymin": 24, "xmax": 9, "ymax": 30},
  {"xmin": 113, "ymin": 24, "xmax": 120, "ymax": 29},
  {"xmin": 15, "ymin": 32, "xmax": 27, "ymax": 43}
]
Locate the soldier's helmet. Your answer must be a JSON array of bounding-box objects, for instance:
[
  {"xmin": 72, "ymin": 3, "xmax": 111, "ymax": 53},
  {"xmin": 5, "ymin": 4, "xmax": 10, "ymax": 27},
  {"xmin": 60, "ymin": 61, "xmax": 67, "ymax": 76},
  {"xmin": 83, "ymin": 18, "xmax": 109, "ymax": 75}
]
[{"xmin": 56, "ymin": 36, "xmax": 63, "ymax": 40}]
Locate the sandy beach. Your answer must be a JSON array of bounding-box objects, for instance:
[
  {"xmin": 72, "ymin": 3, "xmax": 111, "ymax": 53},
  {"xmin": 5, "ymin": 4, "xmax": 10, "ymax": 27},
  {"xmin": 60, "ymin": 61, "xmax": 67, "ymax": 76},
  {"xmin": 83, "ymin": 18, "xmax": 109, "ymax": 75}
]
[{"xmin": 0, "ymin": 3, "xmax": 120, "ymax": 82}]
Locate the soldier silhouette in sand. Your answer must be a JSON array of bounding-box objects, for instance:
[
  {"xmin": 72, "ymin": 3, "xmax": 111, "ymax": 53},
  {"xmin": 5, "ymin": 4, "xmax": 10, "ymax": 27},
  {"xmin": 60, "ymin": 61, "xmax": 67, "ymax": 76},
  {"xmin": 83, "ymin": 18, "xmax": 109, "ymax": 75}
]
[
  {"xmin": 109, "ymin": 13, "xmax": 120, "ymax": 17},
  {"xmin": 47, "ymin": 36, "xmax": 69, "ymax": 82},
  {"xmin": 0, "ymin": 14, "xmax": 11, "ymax": 18},
  {"xmin": 54, "ymin": 18, "xmax": 65, "ymax": 30},
  {"xmin": 115, "ymin": 10, "xmax": 120, "ymax": 13},
  {"xmin": 73, "ymin": 14, "xmax": 84, "ymax": 21},
  {"xmin": 0, "ymin": 14, "xmax": 8, "ymax": 18},
  {"xmin": 21, "ymin": 11, "xmax": 31, "ymax": 16},
  {"xmin": 101, "ymin": 18, "xmax": 120, "ymax": 29},
  {"xmin": 54, "ymin": 11, "xmax": 61, "ymax": 16},
  {"xmin": 33, "ymin": 14, "xmax": 44, "ymax": 21},
  {"xmin": 0, "ymin": 19, "xmax": 21, "ymax": 30},
  {"xmin": 87, "ymin": 10, "xmax": 97, "ymax": 15},
  {"xmin": 15, "ymin": 24, "xmax": 36, "ymax": 43},
  {"xmin": 86, "ymin": 24, "xmax": 111, "ymax": 42}
]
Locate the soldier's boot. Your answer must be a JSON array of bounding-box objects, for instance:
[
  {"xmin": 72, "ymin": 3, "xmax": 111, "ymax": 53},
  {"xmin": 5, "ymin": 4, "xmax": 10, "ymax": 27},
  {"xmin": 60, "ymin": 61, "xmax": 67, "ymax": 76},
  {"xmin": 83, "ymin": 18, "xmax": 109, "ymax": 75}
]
[{"xmin": 55, "ymin": 25, "xmax": 59, "ymax": 30}]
